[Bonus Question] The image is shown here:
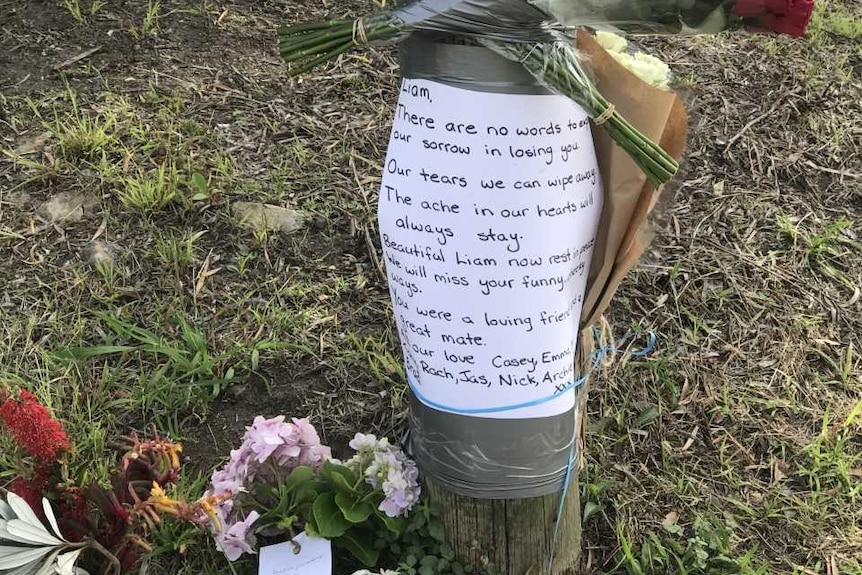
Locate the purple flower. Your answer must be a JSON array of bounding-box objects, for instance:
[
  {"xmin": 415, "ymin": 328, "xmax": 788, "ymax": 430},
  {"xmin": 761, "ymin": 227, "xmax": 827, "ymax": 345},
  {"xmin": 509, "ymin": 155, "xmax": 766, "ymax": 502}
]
[
  {"xmin": 209, "ymin": 443, "xmax": 256, "ymax": 496},
  {"xmin": 246, "ymin": 416, "xmax": 292, "ymax": 462},
  {"xmin": 271, "ymin": 441, "xmax": 302, "ymax": 466},
  {"xmin": 293, "ymin": 417, "xmax": 321, "ymax": 445},
  {"xmin": 210, "ymin": 471, "xmax": 244, "ymax": 497},
  {"xmin": 215, "ymin": 510, "xmax": 260, "ymax": 561},
  {"xmin": 205, "ymin": 416, "xmax": 335, "ymax": 558},
  {"xmin": 379, "ymin": 457, "xmax": 420, "ymax": 517},
  {"xmin": 378, "ymin": 496, "xmax": 404, "ymax": 518},
  {"xmin": 346, "ymin": 434, "xmax": 421, "ymax": 518},
  {"xmin": 299, "ymin": 444, "xmax": 332, "ymax": 468}
]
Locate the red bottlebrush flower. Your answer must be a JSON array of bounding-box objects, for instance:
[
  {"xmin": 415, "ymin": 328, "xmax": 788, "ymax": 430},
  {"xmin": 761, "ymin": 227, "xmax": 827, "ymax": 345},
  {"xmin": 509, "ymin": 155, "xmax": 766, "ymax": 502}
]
[
  {"xmin": 0, "ymin": 390, "xmax": 71, "ymax": 461},
  {"xmin": 6, "ymin": 462, "xmax": 56, "ymax": 518},
  {"xmin": 8, "ymin": 477, "xmax": 45, "ymax": 515},
  {"xmin": 57, "ymin": 487, "xmax": 90, "ymax": 542}
]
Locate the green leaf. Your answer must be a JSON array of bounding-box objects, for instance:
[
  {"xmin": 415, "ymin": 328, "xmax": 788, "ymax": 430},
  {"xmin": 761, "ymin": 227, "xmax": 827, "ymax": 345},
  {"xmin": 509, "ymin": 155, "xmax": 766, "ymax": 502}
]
[
  {"xmin": 191, "ymin": 192, "xmax": 209, "ymax": 201},
  {"xmin": 320, "ymin": 460, "xmax": 357, "ymax": 493},
  {"xmin": 583, "ymin": 500, "xmax": 602, "ymax": 523},
  {"xmin": 293, "ymin": 486, "xmax": 319, "ymax": 507},
  {"xmin": 440, "ymin": 543, "xmax": 455, "ymax": 561},
  {"xmin": 406, "ymin": 510, "xmax": 426, "ymax": 532},
  {"xmin": 378, "ymin": 511, "xmax": 406, "ymax": 535},
  {"xmin": 190, "ymin": 172, "xmax": 208, "ymax": 194},
  {"xmin": 284, "ymin": 466, "xmax": 315, "ymax": 494},
  {"xmin": 427, "ymin": 520, "xmax": 446, "ymax": 542},
  {"xmin": 304, "ymin": 522, "xmax": 319, "ymax": 538},
  {"xmin": 335, "ymin": 529, "xmax": 379, "ymax": 567},
  {"xmin": 56, "ymin": 345, "xmax": 136, "ymax": 359},
  {"xmin": 334, "ymin": 492, "xmax": 373, "ymax": 524},
  {"xmin": 311, "ymin": 493, "xmax": 350, "ymax": 538},
  {"xmin": 633, "ymin": 405, "xmax": 660, "ymax": 428}
]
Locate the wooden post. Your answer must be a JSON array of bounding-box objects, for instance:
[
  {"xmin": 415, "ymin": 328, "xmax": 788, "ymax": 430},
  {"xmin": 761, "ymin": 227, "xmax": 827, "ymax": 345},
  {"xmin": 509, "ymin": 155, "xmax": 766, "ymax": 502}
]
[
  {"xmin": 391, "ymin": 35, "xmax": 598, "ymax": 575},
  {"xmin": 425, "ymin": 473, "xmax": 582, "ymax": 574},
  {"xmin": 422, "ymin": 383, "xmax": 589, "ymax": 575}
]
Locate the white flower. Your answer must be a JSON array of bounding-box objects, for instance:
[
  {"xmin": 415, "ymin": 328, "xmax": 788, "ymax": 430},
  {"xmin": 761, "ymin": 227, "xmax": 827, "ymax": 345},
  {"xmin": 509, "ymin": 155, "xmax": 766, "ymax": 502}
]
[
  {"xmin": 595, "ymin": 30, "xmax": 628, "ymax": 53},
  {"xmin": 348, "ymin": 433, "xmax": 380, "ymax": 451},
  {"xmin": 0, "ymin": 493, "xmax": 87, "ymax": 575},
  {"xmin": 608, "ymin": 47, "xmax": 671, "ymax": 90},
  {"xmin": 633, "ymin": 52, "xmax": 671, "ymax": 88}
]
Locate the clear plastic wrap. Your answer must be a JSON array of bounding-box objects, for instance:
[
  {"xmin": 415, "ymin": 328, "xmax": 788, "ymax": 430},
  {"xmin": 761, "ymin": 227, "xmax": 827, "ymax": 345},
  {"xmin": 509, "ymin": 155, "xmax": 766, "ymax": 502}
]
[
  {"xmin": 279, "ymin": 1, "xmax": 681, "ymax": 186},
  {"xmin": 393, "ymin": 0, "xmax": 556, "ymax": 41},
  {"xmin": 391, "ymin": 0, "xmax": 743, "ymax": 36}
]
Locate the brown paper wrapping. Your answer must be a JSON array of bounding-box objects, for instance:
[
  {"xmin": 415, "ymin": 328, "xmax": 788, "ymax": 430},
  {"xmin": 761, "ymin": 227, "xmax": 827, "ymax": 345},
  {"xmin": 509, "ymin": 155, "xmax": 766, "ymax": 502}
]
[{"xmin": 576, "ymin": 31, "xmax": 689, "ymax": 328}]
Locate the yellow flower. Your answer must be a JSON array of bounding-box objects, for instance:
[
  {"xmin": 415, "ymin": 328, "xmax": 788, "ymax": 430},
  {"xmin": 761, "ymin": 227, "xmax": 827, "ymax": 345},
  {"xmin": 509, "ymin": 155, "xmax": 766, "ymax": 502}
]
[
  {"xmin": 166, "ymin": 442, "xmax": 182, "ymax": 470},
  {"xmin": 148, "ymin": 482, "xmax": 181, "ymax": 515}
]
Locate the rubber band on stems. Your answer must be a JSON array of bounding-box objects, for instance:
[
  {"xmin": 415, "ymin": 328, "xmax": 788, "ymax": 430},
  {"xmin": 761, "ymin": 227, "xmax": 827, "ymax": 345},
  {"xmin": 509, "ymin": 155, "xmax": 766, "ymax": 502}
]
[
  {"xmin": 592, "ymin": 103, "xmax": 616, "ymax": 126},
  {"xmin": 352, "ymin": 18, "xmax": 369, "ymax": 45}
]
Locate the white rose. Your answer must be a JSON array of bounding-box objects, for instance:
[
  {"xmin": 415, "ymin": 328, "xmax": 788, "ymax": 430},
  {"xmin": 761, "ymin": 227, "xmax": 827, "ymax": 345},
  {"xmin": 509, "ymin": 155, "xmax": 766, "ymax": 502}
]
[{"xmin": 595, "ymin": 30, "xmax": 628, "ymax": 53}]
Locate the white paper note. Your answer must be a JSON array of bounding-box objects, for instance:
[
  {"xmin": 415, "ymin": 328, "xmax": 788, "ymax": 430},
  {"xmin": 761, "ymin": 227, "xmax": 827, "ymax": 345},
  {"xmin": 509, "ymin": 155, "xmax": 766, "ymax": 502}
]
[
  {"xmin": 258, "ymin": 532, "xmax": 331, "ymax": 575},
  {"xmin": 378, "ymin": 78, "xmax": 603, "ymax": 419}
]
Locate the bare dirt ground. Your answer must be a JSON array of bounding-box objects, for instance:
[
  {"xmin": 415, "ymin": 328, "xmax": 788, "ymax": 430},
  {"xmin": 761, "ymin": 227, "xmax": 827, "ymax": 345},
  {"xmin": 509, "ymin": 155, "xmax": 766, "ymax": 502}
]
[{"xmin": 1, "ymin": 0, "xmax": 860, "ymax": 574}]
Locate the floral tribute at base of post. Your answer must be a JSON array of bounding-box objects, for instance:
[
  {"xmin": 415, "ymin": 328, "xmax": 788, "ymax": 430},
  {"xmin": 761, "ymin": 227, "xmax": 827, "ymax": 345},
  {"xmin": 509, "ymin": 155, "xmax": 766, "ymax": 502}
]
[
  {"xmin": 184, "ymin": 417, "xmax": 459, "ymax": 574},
  {"xmin": 0, "ymin": 388, "xmax": 465, "ymax": 574},
  {"xmin": 0, "ymin": 386, "xmax": 193, "ymax": 575}
]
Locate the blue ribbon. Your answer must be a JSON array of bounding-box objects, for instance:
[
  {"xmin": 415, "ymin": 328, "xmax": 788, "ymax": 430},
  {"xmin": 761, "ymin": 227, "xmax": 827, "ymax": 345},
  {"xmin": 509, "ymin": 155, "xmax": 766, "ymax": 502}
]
[
  {"xmin": 404, "ymin": 328, "xmax": 657, "ymax": 572},
  {"xmin": 547, "ymin": 330, "xmax": 656, "ymax": 573},
  {"xmin": 406, "ymin": 371, "xmax": 587, "ymax": 415}
]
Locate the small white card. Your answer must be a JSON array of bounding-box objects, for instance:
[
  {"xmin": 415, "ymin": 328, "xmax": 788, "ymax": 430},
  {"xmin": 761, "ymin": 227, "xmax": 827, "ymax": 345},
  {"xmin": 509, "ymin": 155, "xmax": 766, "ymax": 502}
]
[{"xmin": 259, "ymin": 532, "xmax": 332, "ymax": 575}]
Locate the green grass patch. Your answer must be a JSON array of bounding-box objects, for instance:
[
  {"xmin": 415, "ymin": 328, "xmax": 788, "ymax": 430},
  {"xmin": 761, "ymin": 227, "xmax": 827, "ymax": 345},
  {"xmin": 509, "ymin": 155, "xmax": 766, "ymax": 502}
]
[{"xmin": 808, "ymin": 0, "xmax": 862, "ymax": 43}]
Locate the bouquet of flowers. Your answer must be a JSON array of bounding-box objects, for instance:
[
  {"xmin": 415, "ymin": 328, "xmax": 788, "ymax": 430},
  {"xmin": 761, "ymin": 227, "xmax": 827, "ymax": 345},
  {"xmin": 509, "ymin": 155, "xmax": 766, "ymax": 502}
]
[
  {"xmin": 278, "ymin": 0, "xmax": 814, "ymax": 187},
  {"xmin": 194, "ymin": 417, "xmax": 421, "ymax": 567},
  {"xmin": 0, "ymin": 387, "xmax": 189, "ymax": 575}
]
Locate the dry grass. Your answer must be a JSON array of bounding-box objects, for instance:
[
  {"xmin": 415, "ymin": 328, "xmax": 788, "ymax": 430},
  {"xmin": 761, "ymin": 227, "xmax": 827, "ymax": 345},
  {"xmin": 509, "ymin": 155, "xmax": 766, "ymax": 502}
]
[{"xmin": 0, "ymin": 0, "xmax": 859, "ymax": 574}]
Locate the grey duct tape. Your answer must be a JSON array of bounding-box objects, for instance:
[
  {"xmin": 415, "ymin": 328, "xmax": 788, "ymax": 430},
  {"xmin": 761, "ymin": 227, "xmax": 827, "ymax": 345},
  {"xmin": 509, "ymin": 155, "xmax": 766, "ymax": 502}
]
[
  {"xmin": 393, "ymin": 0, "xmax": 555, "ymax": 42},
  {"xmin": 400, "ymin": 34, "xmax": 583, "ymax": 499},
  {"xmin": 399, "ymin": 34, "xmax": 550, "ymax": 95}
]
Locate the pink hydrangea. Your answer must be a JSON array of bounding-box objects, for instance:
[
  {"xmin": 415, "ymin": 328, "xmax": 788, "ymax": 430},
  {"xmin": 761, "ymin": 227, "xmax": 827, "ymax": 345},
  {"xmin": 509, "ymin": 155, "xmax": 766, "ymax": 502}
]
[
  {"xmin": 205, "ymin": 416, "xmax": 333, "ymax": 560},
  {"xmin": 246, "ymin": 416, "xmax": 297, "ymax": 463},
  {"xmin": 214, "ymin": 510, "xmax": 260, "ymax": 561}
]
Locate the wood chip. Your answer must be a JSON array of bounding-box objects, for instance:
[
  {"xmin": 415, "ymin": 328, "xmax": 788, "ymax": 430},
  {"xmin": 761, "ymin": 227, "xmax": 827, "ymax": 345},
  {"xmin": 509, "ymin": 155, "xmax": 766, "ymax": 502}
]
[{"xmin": 53, "ymin": 45, "xmax": 102, "ymax": 70}]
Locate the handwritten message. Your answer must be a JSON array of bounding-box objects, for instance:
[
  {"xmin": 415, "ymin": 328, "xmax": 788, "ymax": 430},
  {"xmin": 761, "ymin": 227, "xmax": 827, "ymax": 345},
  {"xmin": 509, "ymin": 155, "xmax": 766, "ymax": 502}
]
[
  {"xmin": 378, "ymin": 79, "xmax": 603, "ymax": 419},
  {"xmin": 258, "ymin": 532, "xmax": 331, "ymax": 575}
]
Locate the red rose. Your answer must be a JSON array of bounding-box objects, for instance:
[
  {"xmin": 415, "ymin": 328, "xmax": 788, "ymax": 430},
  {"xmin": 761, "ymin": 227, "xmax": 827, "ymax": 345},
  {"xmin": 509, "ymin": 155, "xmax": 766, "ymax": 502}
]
[
  {"xmin": 733, "ymin": 0, "xmax": 767, "ymax": 17},
  {"xmin": 733, "ymin": 0, "xmax": 816, "ymax": 37}
]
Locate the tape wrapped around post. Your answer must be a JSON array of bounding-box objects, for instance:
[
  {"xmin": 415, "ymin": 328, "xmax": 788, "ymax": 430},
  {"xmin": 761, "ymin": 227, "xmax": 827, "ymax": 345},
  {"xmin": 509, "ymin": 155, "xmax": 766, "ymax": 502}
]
[{"xmin": 382, "ymin": 34, "xmax": 603, "ymax": 499}]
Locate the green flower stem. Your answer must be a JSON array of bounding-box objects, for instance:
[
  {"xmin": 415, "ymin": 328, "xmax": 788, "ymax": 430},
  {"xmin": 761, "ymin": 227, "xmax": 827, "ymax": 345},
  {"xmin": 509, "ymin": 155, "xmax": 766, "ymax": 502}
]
[
  {"xmin": 281, "ymin": 36, "xmax": 357, "ymax": 62},
  {"xmin": 278, "ymin": 32, "xmax": 337, "ymax": 54},
  {"xmin": 280, "ymin": 19, "xmax": 350, "ymax": 35},
  {"xmin": 288, "ymin": 41, "xmax": 357, "ymax": 76},
  {"xmin": 279, "ymin": 16, "xmax": 402, "ymax": 77},
  {"xmin": 278, "ymin": 16, "xmax": 679, "ymax": 185},
  {"xmin": 503, "ymin": 40, "xmax": 679, "ymax": 186}
]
